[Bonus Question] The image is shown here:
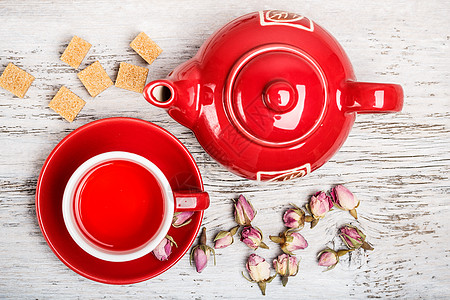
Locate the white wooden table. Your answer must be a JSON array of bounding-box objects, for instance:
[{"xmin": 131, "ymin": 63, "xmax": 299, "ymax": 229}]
[{"xmin": 1, "ymin": 0, "xmax": 449, "ymax": 298}]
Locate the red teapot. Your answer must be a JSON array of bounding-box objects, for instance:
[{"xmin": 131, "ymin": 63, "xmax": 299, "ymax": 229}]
[{"xmin": 143, "ymin": 10, "xmax": 403, "ymax": 181}]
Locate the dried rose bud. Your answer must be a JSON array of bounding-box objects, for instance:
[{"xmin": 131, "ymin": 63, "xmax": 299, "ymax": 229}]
[
  {"xmin": 214, "ymin": 232, "xmax": 232, "ymax": 249},
  {"xmin": 234, "ymin": 194, "xmax": 256, "ymax": 226},
  {"xmin": 214, "ymin": 226, "xmax": 239, "ymax": 249},
  {"xmin": 190, "ymin": 227, "xmax": 215, "ymax": 273},
  {"xmin": 270, "ymin": 230, "xmax": 308, "ymax": 255},
  {"xmin": 317, "ymin": 248, "xmax": 352, "ymax": 271},
  {"xmin": 305, "ymin": 191, "xmax": 333, "ymax": 228},
  {"xmin": 283, "ymin": 231, "xmax": 308, "ymax": 254},
  {"xmin": 318, "ymin": 249, "xmax": 338, "ymax": 269},
  {"xmin": 243, "ymin": 254, "xmax": 276, "ymax": 295},
  {"xmin": 152, "ymin": 235, "xmax": 177, "ymax": 261},
  {"xmin": 310, "ymin": 191, "xmax": 333, "ymax": 218},
  {"xmin": 339, "ymin": 225, "xmax": 374, "ymax": 250},
  {"xmin": 247, "ymin": 254, "xmax": 271, "ymax": 282},
  {"xmin": 331, "ymin": 185, "xmax": 360, "ymax": 219},
  {"xmin": 283, "ymin": 204, "xmax": 305, "ymax": 229},
  {"xmin": 273, "ymin": 254, "xmax": 299, "ymax": 287},
  {"xmin": 241, "ymin": 226, "xmax": 269, "ymax": 250},
  {"xmin": 172, "ymin": 211, "xmax": 194, "ymax": 228},
  {"xmin": 193, "ymin": 246, "xmax": 210, "ymax": 272}
]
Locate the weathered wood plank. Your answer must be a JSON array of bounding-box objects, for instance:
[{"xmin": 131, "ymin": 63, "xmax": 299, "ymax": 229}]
[{"xmin": 0, "ymin": 0, "xmax": 449, "ymax": 299}]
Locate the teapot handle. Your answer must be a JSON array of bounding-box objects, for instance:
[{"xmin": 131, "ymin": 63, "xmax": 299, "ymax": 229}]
[{"xmin": 343, "ymin": 81, "xmax": 403, "ymax": 113}]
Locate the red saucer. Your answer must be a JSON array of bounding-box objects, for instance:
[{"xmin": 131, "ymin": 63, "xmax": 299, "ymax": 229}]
[{"xmin": 36, "ymin": 118, "xmax": 204, "ymax": 284}]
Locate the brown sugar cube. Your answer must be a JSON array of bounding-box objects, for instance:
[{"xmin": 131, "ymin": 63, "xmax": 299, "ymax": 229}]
[
  {"xmin": 60, "ymin": 36, "xmax": 91, "ymax": 69},
  {"xmin": 130, "ymin": 32, "xmax": 163, "ymax": 65},
  {"xmin": 115, "ymin": 62, "xmax": 149, "ymax": 93},
  {"xmin": 77, "ymin": 61, "xmax": 113, "ymax": 97},
  {"xmin": 49, "ymin": 86, "xmax": 86, "ymax": 122},
  {"xmin": 0, "ymin": 63, "xmax": 35, "ymax": 98}
]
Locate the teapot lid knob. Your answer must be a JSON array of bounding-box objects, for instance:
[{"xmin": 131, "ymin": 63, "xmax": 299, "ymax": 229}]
[{"xmin": 263, "ymin": 80, "xmax": 297, "ymax": 113}]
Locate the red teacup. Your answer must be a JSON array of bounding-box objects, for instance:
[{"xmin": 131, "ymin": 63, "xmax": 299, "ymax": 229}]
[{"xmin": 62, "ymin": 151, "xmax": 209, "ymax": 262}]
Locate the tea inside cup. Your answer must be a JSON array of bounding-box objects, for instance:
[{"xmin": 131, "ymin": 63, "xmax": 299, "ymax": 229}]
[{"xmin": 63, "ymin": 151, "xmax": 174, "ymax": 262}]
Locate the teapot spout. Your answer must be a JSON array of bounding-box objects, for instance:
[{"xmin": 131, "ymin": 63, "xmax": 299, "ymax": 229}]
[
  {"xmin": 143, "ymin": 79, "xmax": 176, "ymax": 109},
  {"xmin": 143, "ymin": 77, "xmax": 200, "ymax": 129}
]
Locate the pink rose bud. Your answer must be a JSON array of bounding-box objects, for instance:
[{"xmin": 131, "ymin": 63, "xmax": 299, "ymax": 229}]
[
  {"xmin": 246, "ymin": 254, "xmax": 271, "ymax": 282},
  {"xmin": 284, "ymin": 232, "xmax": 308, "ymax": 253},
  {"xmin": 283, "ymin": 205, "xmax": 305, "ymax": 229},
  {"xmin": 244, "ymin": 254, "xmax": 276, "ymax": 295},
  {"xmin": 214, "ymin": 231, "xmax": 233, "ymax": 249},
  {"xmin": 152, "ymin": 235, "xmax": 177, "ymax": 261},
  {"xmin": 340, "ymin": 225, "xmax": 374, "ymax": 250},
  {"xmin": 172, "ymin": 211, "xmax": 194, "ymax": 228},
  {"xmin": 331, "ymin": 185, "xmax": 360, "ymax": 219},
  {"xmin": 190, "ymin": 227, "xmax": 216, "ymax": 273},
  {"xmin": 318, "ymin": 250, "xmax": 338, "ymax": 268},
  {"xmin": 234, "ymin": 194, "xmax": 256, "ymax": 226},
  {"xmin": 273, "ymin": 254, "xmax": 299, "ymax": 287},
  {"xmin": 240, "ymin": 226, "xmax": 269, "ymax": 250},
  {"xmin": 273, "ymin": 254, "xmax": 299, "ymax": 276},
  {"xmin": 213, "ymin": 226, "xmax": 238, "ymax": 249},
  {"xmin": 309, "ymin": 191, "xmax": 333, "ymax": 219},
  {"xmin": 317, "ymin": 248, "xmax": 352, "ymax": 271},
  {"xmin": 270, "ymin": 230, "xmax": 308, "ymax": 255},
  {"xmin": 193, "ymin": 246, "xmax": 210, "ymax": 273}
]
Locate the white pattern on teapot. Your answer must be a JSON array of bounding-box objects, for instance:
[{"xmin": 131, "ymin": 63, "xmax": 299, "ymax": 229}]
[
  {"xmin": 256, "ymin": 163, "xmax": 311, "ymax": 182},
  {"xmin": 259, "ymin": 10, "xmax": 314, "ymax": 32}
]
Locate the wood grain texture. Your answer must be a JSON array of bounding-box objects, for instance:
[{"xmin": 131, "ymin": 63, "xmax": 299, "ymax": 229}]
[{"xmin": 0, "ymin": 0, "xmax": 449, "ymax": 299}]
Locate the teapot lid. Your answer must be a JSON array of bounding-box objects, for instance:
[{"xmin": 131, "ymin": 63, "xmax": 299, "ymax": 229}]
[{"xmin": 225, "ymin": 44, "xmax": 328, "ymax": 147}]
